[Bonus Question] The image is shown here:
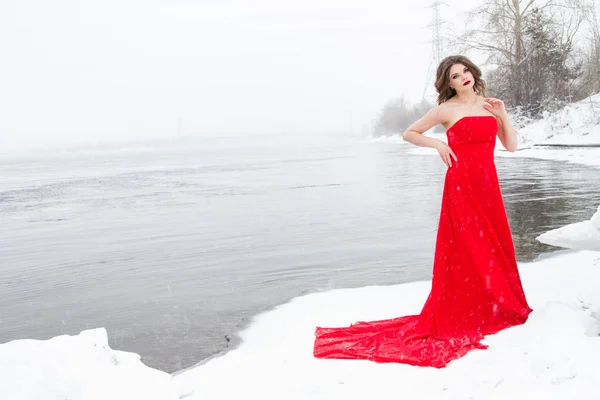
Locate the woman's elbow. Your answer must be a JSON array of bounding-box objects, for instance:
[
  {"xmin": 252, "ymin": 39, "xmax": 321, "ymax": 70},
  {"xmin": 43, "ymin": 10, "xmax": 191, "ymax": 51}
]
[{"xmin": 506, "ymin": 142, "xmax": 518, "ymax": 152}]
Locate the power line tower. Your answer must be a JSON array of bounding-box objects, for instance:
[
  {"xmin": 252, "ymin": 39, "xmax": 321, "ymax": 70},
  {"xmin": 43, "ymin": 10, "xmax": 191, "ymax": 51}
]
[
  {"xmin": 430, "ymin": 1, "xmax": 445, "ymax": 66},
  {"xmin": 423, "ymin": 1, "xmax": 447, "ymax": 101}
]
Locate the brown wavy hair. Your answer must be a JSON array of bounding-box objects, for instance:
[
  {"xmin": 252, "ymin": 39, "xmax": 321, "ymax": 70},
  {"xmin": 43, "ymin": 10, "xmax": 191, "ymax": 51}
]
[{"xmin": 435, "ymin": 55, "xmax": 486, "ymax": 105}]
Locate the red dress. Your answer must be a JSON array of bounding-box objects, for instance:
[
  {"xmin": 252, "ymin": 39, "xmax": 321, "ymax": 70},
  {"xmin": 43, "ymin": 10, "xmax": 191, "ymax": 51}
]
[{"xmin": 313, "ymin": 116, "xmax": 533, "ymax": 368}]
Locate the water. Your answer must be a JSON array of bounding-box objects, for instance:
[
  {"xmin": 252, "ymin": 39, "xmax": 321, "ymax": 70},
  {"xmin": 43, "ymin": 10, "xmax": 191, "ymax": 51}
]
[{"xmin": 0, "ymin": 133, "xmax": 598, "ymax": 373}]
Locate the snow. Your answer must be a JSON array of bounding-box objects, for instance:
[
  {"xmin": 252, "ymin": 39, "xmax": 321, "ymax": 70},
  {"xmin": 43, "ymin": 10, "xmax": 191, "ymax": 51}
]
[
  {"xmin": 515, "ymin": 93, "xmax": 600, "ymax": 147},
  {"xmin": 2, "ymin": 95, "xmax": 600, "ymax": 399},
  {"xmin": 536, "ymin": 205, "xmax": 600, "ymax": 251},
  {"xmin": 0, "ymin": 328, "xmax": 192, "ymax": 400},
  {"xmin": 495, "ymin": 93, "xmax": 600, "ymax": 167},
  {"xmin": 497, "ymin": 145, "xmax": 600, "ymax": 167}
]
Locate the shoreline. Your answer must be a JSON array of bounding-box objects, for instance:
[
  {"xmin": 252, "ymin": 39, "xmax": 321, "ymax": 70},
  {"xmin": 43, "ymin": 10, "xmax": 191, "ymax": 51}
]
[{"xmin": 2, "ymin": 98, "xmax": 600, "ymax": 398}]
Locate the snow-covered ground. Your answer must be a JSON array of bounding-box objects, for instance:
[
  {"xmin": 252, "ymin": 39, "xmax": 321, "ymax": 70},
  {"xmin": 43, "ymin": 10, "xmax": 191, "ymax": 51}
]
[
  {"xmin": 498, "ymin": 93, "xmax": 600, "ymax": 167},
  {"xmin": 515, "ymin": 93, "xmax": 600, "ymax": 147},
  {"xmin": 0, "ymin": 329, "xmax": 192, "ymax": 400},
  {"xmin": 537, "ymin": 205, "xmax": 600, "ymax": 251},
  {"xmin": 1, "ymin": 209, "xmax": 599, "ymax": 399}
]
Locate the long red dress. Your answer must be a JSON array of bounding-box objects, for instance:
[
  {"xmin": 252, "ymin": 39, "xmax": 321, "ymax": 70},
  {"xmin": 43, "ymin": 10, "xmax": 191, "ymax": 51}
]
[{"xmin": 313, "ymin": 115, "xmax": 533, "ymax": 368}]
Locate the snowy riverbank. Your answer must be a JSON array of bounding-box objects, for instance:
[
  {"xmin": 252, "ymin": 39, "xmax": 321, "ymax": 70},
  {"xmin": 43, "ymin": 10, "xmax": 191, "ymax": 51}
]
[
  {"xmin": 2, "ymin": 96, "xmax": 600, "ymax": 399},
  {"xmin": 1, "ymin": 206, "xmax": 599, "ymax": 399}
]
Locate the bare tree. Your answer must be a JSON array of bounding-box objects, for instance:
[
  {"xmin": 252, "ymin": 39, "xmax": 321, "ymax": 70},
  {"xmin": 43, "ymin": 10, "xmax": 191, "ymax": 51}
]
[
  {"xmin": 579, "ymin": 0, "xmax": 600, "ymax": 95},
  {"xmin": 458, "ymin": 0, "xmax": 586, "ymax": 113}
]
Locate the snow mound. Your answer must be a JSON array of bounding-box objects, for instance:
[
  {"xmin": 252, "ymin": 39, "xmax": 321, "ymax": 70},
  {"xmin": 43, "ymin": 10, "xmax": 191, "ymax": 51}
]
[
  {"xmin": 0, "ymin": 328, "xmax": 191, "ymax": 400},
  {"xmin": 517, "ymin": 93, "xmax": 600, "ymax": 146},
  {"xmin": 537, "ymin": 205, "xmax": 600, "ymax": 250}
]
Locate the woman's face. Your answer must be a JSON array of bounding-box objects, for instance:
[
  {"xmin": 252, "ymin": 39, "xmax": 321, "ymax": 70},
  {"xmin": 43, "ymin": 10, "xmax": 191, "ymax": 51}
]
[{"xmin": 448, "ymin": 63, "xmax": 474, "ymax": 92}]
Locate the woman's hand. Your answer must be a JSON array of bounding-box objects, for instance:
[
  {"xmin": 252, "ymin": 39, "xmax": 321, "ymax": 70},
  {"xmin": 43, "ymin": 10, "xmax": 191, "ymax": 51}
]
[
  {"xmin": 483, "ymin": 97, "xmax": 508, "ymax": 119},
  {"xmin": 435, "ymin": 141, "xmax": 458, "ymax": 168}
]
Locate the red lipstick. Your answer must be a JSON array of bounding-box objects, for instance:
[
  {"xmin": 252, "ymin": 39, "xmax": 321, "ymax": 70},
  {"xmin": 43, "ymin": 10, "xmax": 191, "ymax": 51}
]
[{"xmin": 463, "ymin": 80, "xmax": 471, "ymax": 86}]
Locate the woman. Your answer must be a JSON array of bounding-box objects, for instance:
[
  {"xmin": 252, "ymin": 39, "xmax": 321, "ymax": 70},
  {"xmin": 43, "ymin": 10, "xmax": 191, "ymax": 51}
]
[{"xmin": 313, "ymin": 55, "xmax": 532, "ymax": 368}]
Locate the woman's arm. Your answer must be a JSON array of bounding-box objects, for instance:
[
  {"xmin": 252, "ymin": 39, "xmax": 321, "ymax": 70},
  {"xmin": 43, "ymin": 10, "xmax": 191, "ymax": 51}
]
[
  {"xmin": 402, "ymin": 107, "xmax": 445, "ymax": 149},
  {"xmin": 496, "ymin": 115, "xmax": 518, "ymax": 152},
  {"xmin": 403, "ymin": 106, "xmax": 458, "ymax": 168},
  {"xmin": 484, "ymin": 97, "xmax": 518, "ymax": 152}
]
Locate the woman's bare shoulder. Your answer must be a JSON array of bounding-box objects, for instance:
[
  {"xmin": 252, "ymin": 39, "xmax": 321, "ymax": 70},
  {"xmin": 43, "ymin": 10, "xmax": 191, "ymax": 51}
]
[
  {"xmin": 438, "ymin": 99, "xmax": 462, "ymax": 110},
  {"xmin": 432, "ymin": 102, "xmax": 456, "ymax": 122}
]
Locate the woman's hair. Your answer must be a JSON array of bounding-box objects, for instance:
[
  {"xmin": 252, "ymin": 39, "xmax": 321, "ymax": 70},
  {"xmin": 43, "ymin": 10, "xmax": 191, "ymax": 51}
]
[{"xmin": 435, "ymin": 55, "xmax": 486, "ymax": 105}]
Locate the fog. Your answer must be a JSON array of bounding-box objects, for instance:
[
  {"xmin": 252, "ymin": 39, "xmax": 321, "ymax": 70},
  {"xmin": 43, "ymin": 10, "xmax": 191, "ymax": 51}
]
[{"xmin": 0, "ymin": 0, "xmax": 478, "ymax": 150}]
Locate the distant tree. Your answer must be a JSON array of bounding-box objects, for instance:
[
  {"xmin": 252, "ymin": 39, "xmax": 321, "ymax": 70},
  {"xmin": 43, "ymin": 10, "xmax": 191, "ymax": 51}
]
[
  {"xmin": 372, "ymin": 97, "xmax": 412, "ymax": 136},
  {"xmin": 521, "ymin": 7, "xmax": 582, "ymax": 115},
  {"xmin": 372, "ymin": 97, "xmax": 438, "ymax": 137}
]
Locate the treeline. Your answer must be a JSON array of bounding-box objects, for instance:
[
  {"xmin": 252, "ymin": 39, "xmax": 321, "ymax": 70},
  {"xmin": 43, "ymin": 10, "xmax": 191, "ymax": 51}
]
[
  {"xmin": 373, "ymin": 0, "xmax": 600, "ymax": 136},
  {"xmin": 372, "ymin": 98, "xmax": 438, "ymax": 137}
]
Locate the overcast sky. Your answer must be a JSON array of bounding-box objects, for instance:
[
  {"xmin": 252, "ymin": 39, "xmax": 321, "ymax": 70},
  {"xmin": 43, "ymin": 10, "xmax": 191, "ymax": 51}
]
[{"xmin": 0, "ymin": 0, "xmax": 482, "ymax": 149}]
